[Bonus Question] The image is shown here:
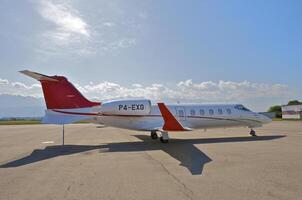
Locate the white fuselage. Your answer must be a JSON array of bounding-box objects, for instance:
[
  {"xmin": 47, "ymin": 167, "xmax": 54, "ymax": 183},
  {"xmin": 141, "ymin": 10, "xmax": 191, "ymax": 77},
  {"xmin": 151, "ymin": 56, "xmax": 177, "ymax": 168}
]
[
  {"xmin": 95, "ymin": 104, "xmax": 271, "ymax": 131},
  {"xmin": 20, "ymin": 70, "xmax": 272, "ymax": 135}
]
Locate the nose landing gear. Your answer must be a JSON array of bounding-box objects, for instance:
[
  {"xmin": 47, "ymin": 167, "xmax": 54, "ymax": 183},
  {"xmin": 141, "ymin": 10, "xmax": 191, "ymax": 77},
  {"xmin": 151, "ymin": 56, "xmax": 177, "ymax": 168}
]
[{"xmin": 249, "ymin": 129, "xmax": 257, "ymax": 137}]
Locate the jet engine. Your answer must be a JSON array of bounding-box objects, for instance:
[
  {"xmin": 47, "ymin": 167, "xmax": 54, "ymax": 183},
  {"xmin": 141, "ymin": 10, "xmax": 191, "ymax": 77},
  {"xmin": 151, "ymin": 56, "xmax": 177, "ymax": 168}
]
[{"xmin": 100, "ymin": 99, "xmax": 152, "ymax": 115}]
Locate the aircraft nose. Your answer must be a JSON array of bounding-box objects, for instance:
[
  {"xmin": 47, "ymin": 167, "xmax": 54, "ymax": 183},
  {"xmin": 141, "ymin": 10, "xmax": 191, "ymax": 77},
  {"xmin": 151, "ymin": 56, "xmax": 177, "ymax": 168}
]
[{"xmin": 259, "ymin": 114, "xmax": 272, "ymax": 124}]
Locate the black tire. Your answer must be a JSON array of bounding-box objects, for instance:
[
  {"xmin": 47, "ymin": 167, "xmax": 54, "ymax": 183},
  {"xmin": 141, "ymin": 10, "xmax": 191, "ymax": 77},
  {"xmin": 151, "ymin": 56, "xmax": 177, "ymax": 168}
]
[
  {"xmin": 151, "ymin": 132, "xmax": 158, "ymax": 140},
  {"xmin": 250, "ymin": 130, "xmax": 257, "ymax": 137},
  {"xmin": 160, "ymin": 137, "xmax": 169, "ymax": 143}
]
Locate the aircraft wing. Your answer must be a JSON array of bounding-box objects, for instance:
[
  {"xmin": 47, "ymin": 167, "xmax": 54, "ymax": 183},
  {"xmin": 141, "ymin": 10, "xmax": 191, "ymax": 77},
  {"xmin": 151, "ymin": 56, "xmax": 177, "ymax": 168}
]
[{"xmin": 157, "ymin": 103, "xmax": 192, "ymax": 131}]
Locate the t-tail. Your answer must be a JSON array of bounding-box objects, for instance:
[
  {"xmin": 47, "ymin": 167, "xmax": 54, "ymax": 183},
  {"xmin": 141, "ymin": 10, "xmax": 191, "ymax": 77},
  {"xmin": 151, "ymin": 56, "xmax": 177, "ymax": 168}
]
[{"xmin": 20, "ymin": 70, "xmax": 101, "ymax": 124}]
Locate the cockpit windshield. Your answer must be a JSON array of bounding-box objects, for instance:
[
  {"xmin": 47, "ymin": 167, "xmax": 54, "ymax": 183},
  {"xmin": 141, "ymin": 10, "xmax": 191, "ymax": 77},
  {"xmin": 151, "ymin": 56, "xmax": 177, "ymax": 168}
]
[{"xmin": 234, "ymin": 104, "xmax": 251, "ymax": 112}]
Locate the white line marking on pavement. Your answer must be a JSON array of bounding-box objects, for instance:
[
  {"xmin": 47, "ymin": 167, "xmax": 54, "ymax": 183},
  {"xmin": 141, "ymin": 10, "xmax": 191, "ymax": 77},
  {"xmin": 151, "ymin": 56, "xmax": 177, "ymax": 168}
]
[{"xmin": 42, "ymin": 141, "xmax": 54, "ymax": 144}]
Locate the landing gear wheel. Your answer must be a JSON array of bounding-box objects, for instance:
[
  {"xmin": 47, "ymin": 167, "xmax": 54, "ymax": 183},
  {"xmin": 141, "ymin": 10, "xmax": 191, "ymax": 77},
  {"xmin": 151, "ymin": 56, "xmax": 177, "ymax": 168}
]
[
  {"xmin": 159, "ymin": 131, "xmax": 169, "ymax": 143},
  {"xmin": 151, "ymin": 131, "xmax": 158, "ymax": 140},
  {"xmin": 160, "ymin": 137, "xmax": 169, "ymax": 143},
  {"xmin": 249, "ymin": 129, "xmax": 257, "ymax": 137}
]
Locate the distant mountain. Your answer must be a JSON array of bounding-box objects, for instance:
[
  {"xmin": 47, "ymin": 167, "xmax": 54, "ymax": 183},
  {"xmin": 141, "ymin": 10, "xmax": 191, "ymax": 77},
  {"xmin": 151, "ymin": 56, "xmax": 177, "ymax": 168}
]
[{"xmin": 0, "ymin": 94, "xmax": 45, "ymax": 118}]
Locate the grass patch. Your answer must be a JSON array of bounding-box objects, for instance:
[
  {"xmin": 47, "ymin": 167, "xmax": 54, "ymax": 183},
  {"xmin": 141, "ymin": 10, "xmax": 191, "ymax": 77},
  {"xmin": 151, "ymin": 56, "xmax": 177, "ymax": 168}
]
[
  {"xmin": 0, "ymin": 120, "xmax": 41, "ymax": 125},
  {"xmin": 0, "ymin": 120, "xmax": 91, "ymax": 125},
  {"xmin": 272, "ymin": 118, "xmax": 302, "ymax": 121}
]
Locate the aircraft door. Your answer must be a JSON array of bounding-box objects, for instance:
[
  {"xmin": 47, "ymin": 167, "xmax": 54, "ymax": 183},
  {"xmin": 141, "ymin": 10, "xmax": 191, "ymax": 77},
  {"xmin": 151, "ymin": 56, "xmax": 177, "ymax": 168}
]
[{"xmin": 176, "ymin": 106, "xmax": 186, "ymax": 121}]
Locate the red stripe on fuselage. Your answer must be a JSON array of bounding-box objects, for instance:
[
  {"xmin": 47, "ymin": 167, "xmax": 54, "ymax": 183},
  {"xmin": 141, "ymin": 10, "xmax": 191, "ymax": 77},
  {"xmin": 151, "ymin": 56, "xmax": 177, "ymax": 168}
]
[{"xmin": 51, "ymin": 110, "xmax": 263, "ymax": 124}]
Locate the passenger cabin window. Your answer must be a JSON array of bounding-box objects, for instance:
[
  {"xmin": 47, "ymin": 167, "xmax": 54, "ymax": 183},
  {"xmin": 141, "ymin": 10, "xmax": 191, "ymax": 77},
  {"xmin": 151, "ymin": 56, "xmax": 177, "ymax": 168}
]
[
  {"xmin": 190, "ymin": 109, "xmax": 196, "ymax": 116},
  {"xmin": 178, "ymin": 110, "xmax": 184, "ymax": 117},
  {"xmin": 226, "ymin": 108, "xmax": 232, "ymax": 114},
  {"xmin": 218, "ymin": 109, "xmax": 223, "ymax": 115},
  {"xmin": 209, "ymin": 109, "xmax": 214, "ymax": 115},
  {"xmin": 200, "ymin": 109, "xmax": 205, "ymax": 116}
]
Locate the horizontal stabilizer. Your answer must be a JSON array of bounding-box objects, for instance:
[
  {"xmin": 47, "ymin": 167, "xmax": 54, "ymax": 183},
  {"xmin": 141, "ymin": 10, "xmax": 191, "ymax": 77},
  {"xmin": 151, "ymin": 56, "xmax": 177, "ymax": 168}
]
[{"xmin": 19, "ymin": 70, "xmax": 59, "ymax": 82}]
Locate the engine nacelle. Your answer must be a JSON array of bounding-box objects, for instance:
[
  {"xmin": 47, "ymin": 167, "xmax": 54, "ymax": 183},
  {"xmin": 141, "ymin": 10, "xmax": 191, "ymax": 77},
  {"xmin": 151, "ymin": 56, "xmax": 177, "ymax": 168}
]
[{"xmin": 100, "ymin": 99, "xmax": 151, "ymax": 115}]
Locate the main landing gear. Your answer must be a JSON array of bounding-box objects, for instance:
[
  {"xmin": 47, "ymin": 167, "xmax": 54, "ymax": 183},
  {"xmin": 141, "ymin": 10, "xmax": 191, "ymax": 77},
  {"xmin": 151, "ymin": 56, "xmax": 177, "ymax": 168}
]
[
  {"xmin": 151, "ymin": 130, "xmax": 158, "ymax": 140},
  {"xmin": 150, "ymin": 131, "xmax": 169, "ymax": 143},
  {"xmin": 249, "ymin": 129, "xmax": 257, "ymax": 137}
]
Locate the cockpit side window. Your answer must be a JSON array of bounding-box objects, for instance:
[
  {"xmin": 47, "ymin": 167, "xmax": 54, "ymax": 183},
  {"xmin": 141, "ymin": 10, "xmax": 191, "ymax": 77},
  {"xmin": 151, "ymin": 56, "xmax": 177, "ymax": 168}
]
[{"xmin": 234, "ymin": 105, "xmax": 251, "ymax": 111}]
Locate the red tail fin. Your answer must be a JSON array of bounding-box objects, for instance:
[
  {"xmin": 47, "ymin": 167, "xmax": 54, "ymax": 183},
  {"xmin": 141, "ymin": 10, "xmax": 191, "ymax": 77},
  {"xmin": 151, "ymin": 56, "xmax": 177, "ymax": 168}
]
[{"xmin": 20, "ymin": 70, "xmax": 101, "ymax": 109}]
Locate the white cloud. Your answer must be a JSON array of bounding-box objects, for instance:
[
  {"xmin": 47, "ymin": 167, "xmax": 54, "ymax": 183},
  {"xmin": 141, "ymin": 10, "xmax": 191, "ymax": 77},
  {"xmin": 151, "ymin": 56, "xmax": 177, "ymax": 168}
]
[
  {"xmin": 0, "ymin": 79, "xmax": 9, "ymax": 85},
  {"xmin": 103, "ymin": 22, "xmax": 115, "ymax": 27},
  {"xmin": 0, "ymin": 79, "xmax": 41, "ymax": 98},
  {"xmin": 176, "ymin": 80, "xmax": 289, "ymax": 101},
  {"xmin": 1, "ymin": 77, "xmax": 290, "ymax": 105},
  {"xmin": 38, "ymin": 0, "xmax": 90, "ymax": 45},
  {"xmin": 110, "ymin": 38, "xmax": 137, "ymax": 49},
  {"xmin": 132, "ymin": 83, "xmax": 143, "ymax": 88},
  {"xmin": 34, "ymin": 0, "xmax": 146, "ymax": 57}
]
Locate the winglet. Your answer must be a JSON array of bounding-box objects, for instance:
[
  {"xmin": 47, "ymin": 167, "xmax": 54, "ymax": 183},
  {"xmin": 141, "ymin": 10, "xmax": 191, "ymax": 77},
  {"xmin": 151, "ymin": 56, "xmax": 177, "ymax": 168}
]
[{"xmin": 158, "ymin": 103, "xmax": 190, "ymax": 131}]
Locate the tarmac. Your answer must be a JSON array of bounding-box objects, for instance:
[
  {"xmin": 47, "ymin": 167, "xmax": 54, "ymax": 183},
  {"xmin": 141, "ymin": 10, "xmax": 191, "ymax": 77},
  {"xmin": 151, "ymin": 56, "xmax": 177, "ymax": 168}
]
[{"xmin": 0, "ymin": 121, "xmax": 301, "ymax": 200}]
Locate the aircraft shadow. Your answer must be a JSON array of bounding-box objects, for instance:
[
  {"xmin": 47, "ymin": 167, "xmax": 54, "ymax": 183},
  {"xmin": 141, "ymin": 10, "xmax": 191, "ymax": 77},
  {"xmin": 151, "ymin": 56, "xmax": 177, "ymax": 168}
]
[
  {"xmin": 0, "ymin": 145, "xmax": 101, "ymax": 168},
  {"xmin": 0, "ymin": 135, "xmax": 285, "ymax": 175}
]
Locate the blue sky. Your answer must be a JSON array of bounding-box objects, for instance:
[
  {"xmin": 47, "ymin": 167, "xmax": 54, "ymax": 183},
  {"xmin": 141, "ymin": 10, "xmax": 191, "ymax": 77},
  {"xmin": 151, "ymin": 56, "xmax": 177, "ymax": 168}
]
[{"xmin": 0, "ymin": 0, "xmax": 301, "ymax": 111}]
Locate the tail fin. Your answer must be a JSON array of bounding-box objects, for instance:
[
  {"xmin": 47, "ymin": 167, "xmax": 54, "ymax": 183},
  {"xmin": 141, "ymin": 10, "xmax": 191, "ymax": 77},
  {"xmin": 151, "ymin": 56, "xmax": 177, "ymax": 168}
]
[
  {"xmin": 20, "ymin": 70, "xmax": 100, "ymax": 109},
  {"xmin": 20, "ymin": 70, "xmax": 101, "ymax": 124}
]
